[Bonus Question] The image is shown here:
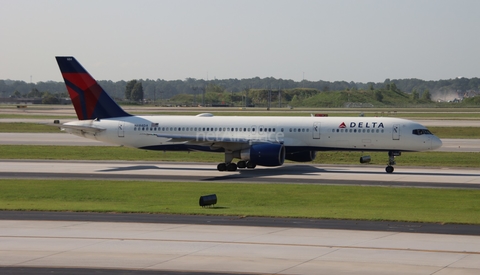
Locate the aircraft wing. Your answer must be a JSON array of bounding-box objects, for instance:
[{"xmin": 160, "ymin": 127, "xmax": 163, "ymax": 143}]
[{"xmin": 144, "ymin": 133, "xmax": 279, "ymax": 144}]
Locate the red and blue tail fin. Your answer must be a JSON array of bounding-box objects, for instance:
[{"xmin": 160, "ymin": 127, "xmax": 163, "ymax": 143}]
[{"xmin": 56, "ymin": 56, "xmax": 131, "ymax": 120}]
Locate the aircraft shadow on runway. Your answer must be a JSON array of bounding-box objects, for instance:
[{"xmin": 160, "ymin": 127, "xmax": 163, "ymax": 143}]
[
  {"xmin": 96, "ymin": 164, "xmax": 480, "ymax": 180},
  {"xmin": 205, "ymin": 165, "xmax": 480, "ymax": 182},
  {"xmin": 98, "ymin": 165, "xmax": 164, "ymax": 172}
]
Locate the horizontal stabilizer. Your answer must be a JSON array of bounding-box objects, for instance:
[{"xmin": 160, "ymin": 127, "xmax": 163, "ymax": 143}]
[{"xmin": 47, "ymin": 123, "xmax": 106, "ymax": 134}]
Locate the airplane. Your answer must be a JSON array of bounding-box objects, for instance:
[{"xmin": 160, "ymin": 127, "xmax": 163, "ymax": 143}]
[{"xmin": 55, "ymin": 56, "xmax": 442, "ymax": 173}]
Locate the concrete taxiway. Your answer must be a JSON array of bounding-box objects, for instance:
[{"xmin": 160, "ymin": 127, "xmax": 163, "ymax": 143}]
[
  {"xmin": 1, "ymin": 219, "xmax": 480, "ymax": 275},
  {"xmin": 1, "ymin": 160, "xmax": 480, "ymax": 189}
]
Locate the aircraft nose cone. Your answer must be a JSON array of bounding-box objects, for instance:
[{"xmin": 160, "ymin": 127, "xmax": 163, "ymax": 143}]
[{"xmin": 431, "ymin": 137, "xmax": 442, "ymax": 149}]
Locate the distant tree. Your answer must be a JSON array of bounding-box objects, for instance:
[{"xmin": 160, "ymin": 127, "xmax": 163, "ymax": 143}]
[
  {"xmin": 131, "ymin": 82, "xmax": 144, "ymax": 103},
  {"xmin": 290, "ymin": 95, "xmax": 300, "ymax": 106},
  {"xmin": 125, "ymin": 80, "xmax": 137, "ymax": 100},
  {"xmin": 206, "ymin": 83, "xmax": 224, "ymax": 94},
  {"xmin": 411, "ymin": 89, "xmax": 419, "ymax": 100},
  {"xmin": 12, "ymin": 90, "xmax": 22, "ymax": 98},
  {"xmin": 422, "ymin": 89, "xmax": 431, "ymax": 101},
  {"xmin": 27, "ymin": 88, "xmax": 42, "ymax": 98},
  {"xmin": 390, "ymin": 83, "xmax": 398, "ymax": 92},
  {"xmin": 374, "ymin": 90, "xmax": 383, "ymax": 102},
  {"xmin": 42, "ymin": 93, "xmax": 60, "ymax": 104}
]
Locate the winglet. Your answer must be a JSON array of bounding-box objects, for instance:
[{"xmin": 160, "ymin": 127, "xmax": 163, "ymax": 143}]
[{"xmin": 56, "ymin": 56, "xmax": 131, "ymax": 120}]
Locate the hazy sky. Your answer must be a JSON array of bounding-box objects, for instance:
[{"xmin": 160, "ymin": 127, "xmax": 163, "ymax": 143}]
[{"xmin": 1, "ymin": 0, "xmax": 479, "ymax": 83}]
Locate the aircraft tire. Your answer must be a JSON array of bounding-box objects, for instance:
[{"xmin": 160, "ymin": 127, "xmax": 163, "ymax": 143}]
[
  {"xmin": 217, "ymin": 163, "xmax": 227, "ymax": 171},
  {"xmin": 237, "ymin": 161, "xmax": 247, "ymax": 169},
  {"xmin": 385, "ymin": 166, "xmax": 394, "ymax": 173},
  {"xmin": 227, "ymin": 163, "xmax": 238, "ymax": 171}
]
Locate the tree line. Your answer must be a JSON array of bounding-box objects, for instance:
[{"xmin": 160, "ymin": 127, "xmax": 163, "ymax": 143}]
[{"xmin": 1, "ymin": 76, "xmax": 479, "ymax": 106}]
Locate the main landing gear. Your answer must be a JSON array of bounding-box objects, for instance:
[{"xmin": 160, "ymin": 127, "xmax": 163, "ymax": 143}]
[
  {"xmin": 386, "ymin": 151, "xmax": 401, "ymax": 173},
  {"xmin": 217, "ymin": 152, "xmax": 256, "ymax": 171},
  {"xmin": 217, "ymin": 161, "xmax": 256, "ymax": 171}
]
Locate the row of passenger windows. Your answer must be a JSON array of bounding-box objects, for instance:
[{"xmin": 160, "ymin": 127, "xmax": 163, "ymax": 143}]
[
  {"xmin": 134, "ymin": 126, "xmax": 281, "ymax": 132},
  {"xmin": 134, "ymin": 126, "xmax": 390, "ymax": 134},
  {"xmin": 133, "ymin": 126, "xmax": 313, "ymax": 133},
  {"xmin": 331, "ymin": 128, "xmax": 385, "ymax": 133}
]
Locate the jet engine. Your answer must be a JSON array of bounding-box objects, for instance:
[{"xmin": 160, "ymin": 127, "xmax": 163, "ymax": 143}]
[{"xmin": 238, "ymin": 143, "xmax": 286, "ymax": 167}]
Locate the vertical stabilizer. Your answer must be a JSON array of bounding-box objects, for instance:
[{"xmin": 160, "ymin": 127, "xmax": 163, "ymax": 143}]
[{"xmin": 56, "ymin": 56, "xmax": 131, "ymax": 120}]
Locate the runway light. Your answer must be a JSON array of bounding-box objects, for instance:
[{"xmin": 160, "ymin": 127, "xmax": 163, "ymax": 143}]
[
  {"xmin": 360, "ymin": 155, "xmax": 371, "ymax": 163},
  {"xmin": 199, "ymin": 194, "xmax": 217, "ymax": 207}
]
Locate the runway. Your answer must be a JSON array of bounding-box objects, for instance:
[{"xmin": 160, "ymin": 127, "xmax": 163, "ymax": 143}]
[
  {"xmin": 2, "ymin": 160, "xmax": 480, "ymax": 189},
  {"xmin": 1, "ymin": 218, "xmax": 480, "ymax": 275}
]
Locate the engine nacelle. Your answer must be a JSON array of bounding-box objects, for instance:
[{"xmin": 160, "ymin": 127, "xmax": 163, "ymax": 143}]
[
  {"xmin": 241, "ymin": 143, "xmax": 286, "ymax": 167},
  {"xmin": 285, "ymin": 150, "xmax": 317, "ymax": 162}
]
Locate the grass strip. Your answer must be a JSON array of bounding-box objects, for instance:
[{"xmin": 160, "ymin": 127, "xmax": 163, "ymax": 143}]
[
  {"xmin": 0, "ymin": 123, "xmax": 63, "ymax": 133},
  {"xmin": 1, "ymin": 145, "xmax": 480, "ymax": 167},
  {"xmin": 0, "ymin": 179, "xmax": 478, "ymax": 224}
]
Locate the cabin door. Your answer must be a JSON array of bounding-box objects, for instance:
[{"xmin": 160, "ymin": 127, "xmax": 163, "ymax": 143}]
[
  {"xmin": 313, "ymin": 122, "xmax": 321, "ymax": 139},
  {"xmin": 392, "ymin": 124, "xmax": 400, "ymax": 140},
  {"xmin": 118, "ymin": 121, "xmax": 125, "ymax": 138}
]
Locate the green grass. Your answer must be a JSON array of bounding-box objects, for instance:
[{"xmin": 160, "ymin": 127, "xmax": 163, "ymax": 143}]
[
  {"xmin": 0, "ymin": 179, "xmax": 479, "ymax": 224},
  {"xmin": 0, "ymin": 114, "xmax": 76, "ymax": 119},
  {"xmin": 429, "ymin": 127, "xmax": 480, "ymax": 138},
  {"xmin": 1, "ymin": 145, "xmax": 480, "ymax": 167},
  {"xmin": 0, "ymin": 122, "xmax": 63, "ymax": 133}
]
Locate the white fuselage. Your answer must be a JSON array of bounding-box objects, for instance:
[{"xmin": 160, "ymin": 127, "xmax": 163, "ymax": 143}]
[{"xmin": 63, "ymin": 115, "xmax": 442, "ymax": 153}]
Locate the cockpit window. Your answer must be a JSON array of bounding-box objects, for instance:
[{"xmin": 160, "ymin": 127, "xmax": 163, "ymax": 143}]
[{"xmin": 412, "ymin": 129, "xmax": 433, "ymax": 135}]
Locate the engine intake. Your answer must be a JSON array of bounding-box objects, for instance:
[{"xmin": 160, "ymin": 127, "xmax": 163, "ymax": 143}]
[{"xmin": 239, "ymin": 143, "xmax": 285, "ymax": 167}]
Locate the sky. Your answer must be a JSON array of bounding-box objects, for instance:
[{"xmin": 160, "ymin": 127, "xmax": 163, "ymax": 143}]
[{"xmin": 1, "ymin": 0, "xmax": 479, "ymax": 83}]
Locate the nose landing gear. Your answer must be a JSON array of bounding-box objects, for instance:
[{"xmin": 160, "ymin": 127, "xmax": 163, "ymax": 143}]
[{"xmin": 386, "ymin": 151, "xmax": 401, "ymax": 173}]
